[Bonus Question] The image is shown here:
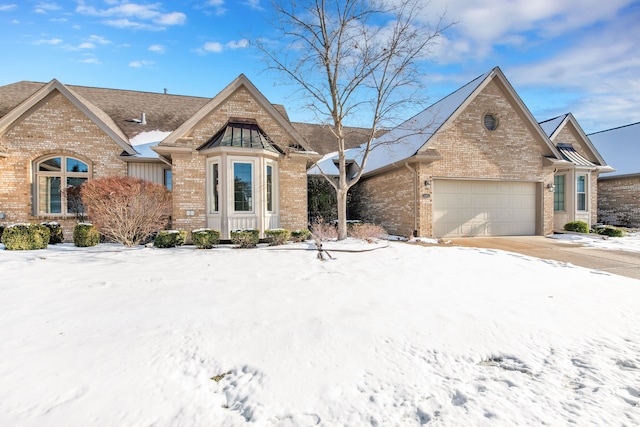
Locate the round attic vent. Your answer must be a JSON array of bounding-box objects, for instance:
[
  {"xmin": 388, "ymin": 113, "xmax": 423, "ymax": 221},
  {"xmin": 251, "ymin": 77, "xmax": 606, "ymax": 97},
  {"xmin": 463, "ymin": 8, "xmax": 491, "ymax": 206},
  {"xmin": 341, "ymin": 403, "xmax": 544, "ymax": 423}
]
[{"xmin": 483, "ymin": 113, "xmax": 498, "ymax": 131}]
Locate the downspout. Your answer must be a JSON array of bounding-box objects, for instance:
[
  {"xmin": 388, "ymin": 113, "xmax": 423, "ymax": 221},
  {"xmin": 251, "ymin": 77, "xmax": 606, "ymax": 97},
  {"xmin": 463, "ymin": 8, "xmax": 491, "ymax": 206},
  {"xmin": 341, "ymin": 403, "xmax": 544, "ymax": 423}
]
[{"xmin": 405, "ymin": 162, "xmax": 418, "ymax": 237}]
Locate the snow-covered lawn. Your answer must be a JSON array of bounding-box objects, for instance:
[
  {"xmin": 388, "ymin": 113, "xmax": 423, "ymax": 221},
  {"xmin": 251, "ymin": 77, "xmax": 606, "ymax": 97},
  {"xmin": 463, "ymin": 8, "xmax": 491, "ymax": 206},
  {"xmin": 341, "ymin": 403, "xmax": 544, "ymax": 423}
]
[{"xmin": 1, "ymin": 238, "xmax": 639, "ymax": 426}]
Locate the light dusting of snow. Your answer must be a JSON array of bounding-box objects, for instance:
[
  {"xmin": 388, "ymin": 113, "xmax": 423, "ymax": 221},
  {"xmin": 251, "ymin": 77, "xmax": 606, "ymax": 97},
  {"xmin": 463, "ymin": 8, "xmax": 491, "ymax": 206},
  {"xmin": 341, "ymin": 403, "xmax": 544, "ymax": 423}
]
[
  {"xmin": 1, "ymin": 239, "xmax": 640, "ymax": 425},
  {"xmin": 551, "ymin": 231, "xmax": 640, "ymax": 253}
]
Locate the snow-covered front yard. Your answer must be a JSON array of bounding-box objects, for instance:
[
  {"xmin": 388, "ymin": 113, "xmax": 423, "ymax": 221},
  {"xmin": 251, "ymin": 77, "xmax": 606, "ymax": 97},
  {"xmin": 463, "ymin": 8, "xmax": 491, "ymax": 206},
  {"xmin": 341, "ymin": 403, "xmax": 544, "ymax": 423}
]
[{"xmin": 1, "ymin": 238, "xmax": 639, "ymax": 426}]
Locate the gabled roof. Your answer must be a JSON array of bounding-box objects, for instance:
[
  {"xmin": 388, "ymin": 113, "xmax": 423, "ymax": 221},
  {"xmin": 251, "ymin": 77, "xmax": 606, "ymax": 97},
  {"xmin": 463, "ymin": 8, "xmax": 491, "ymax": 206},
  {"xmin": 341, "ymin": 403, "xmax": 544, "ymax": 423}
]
[
  {"xmin": 588, "ymin": 121, "xmax": 640, "ymax": 176},
  {"xmin": 0, "ymin": 79, "xmax": 137, "ymax": 155},
  {"xmin": 159, "ymin": 74, "xmax": 312, "ymax": 152},
  {"xmin": 539, "ymin": 113, "xmax": 610, "ymax": 169},
  {"xmin": 311, "ymin": 66, "xmax": 561, "ymax": 176}
]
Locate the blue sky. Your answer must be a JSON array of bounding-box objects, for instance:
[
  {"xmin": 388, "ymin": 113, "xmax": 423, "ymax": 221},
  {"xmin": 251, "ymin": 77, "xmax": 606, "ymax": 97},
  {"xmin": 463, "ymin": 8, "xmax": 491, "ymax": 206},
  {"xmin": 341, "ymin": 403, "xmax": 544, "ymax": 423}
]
[{"xmin": 0, "ymin": 0, "xmax": 639, "ymax": 133}]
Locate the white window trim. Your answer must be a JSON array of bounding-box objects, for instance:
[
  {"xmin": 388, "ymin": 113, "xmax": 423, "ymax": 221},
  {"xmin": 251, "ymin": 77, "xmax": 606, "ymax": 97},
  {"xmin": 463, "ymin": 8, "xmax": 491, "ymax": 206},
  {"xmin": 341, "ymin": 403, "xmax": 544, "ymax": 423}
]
[
  {"xmin": 576, "ymin": 173, "xmax": 588, "ymax": 212},
  {"xmin": 265, "ymin": 159, "xmax": 279, "ymax": 214}
]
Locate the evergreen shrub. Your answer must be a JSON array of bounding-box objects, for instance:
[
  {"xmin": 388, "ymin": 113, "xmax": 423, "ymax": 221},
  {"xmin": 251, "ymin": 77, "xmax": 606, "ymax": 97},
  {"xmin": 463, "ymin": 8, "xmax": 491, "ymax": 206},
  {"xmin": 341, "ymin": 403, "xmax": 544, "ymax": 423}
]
[
  {"xmin": 230, "ymin": 229, "xmax": 260, "ymax": 248},
  {"xmin": 564, "ymin": 221, "xmax": 589, "ymax": 234},
  {"xmin": 191, "ymin": 229, "xmax": 220, "ymax": 249},
  {"xmin": 291, "ymin": 229, "xmax": 311, "ymax": 242},
  {"xmin": 74, "ymin": 223, "xmax": 99, "ymax": 247},
  {"xmin": 42, "ymin": 222, "xmax": 64, "ymax": 244},
  {"xmin": 265, "ymin": 229, "xmax": 291, "ymax": 246},
  {"xmin": 154, "ymin": 230, "xmax": 187, "ymax": 248},
  {"xmin": 2, "ymin": 224, "xmax": 50, "ymax": 250}
]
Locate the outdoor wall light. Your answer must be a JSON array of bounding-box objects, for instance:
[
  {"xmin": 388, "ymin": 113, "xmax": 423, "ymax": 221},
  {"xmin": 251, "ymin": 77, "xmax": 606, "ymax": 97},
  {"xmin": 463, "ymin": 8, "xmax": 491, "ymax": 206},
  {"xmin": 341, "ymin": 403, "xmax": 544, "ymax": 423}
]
[
  {"xmin": 424, "ymin": 180, "xmax": 431, "ymax": 188},
  {"xmin": 546, "ymin": 183, "xmax": 555, "ymax": 192},
  {"xmin": 0, "ymin": 213, "xmax": 6, "ymax": 219}
]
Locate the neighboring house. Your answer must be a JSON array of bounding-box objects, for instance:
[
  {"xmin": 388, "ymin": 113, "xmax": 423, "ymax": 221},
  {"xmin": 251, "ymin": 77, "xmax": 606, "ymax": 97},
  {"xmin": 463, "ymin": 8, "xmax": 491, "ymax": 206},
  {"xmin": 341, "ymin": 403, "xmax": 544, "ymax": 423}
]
[
  {"xmin": 588, "ymin": 122, "xmax": 640, "ymax": 227},
  {"xmin": 0, "ymin": 75, "xmax": 319, "ymax": 240},
  {"xmin": 539, "ymin": 113, "xmax": 614, "ymax": 229},
  {"xmin": 310, "ymin": 67, "xmax": 612, "ymax": 238}
]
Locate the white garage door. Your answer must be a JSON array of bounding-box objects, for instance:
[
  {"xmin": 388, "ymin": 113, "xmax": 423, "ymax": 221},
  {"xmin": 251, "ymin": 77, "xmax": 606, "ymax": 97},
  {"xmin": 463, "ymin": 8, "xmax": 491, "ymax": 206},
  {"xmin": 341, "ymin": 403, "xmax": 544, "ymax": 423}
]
[{"xmin": 433, "ymin": 180, "xmax": 537, "ymax": 237}]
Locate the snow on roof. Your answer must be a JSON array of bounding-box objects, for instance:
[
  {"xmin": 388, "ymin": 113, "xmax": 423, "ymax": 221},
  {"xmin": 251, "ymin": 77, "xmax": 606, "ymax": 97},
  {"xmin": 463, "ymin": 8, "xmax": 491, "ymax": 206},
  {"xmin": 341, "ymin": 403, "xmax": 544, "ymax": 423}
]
[
  {"xmin": 588, "ymin": 122, "xmax": 640, "ymax": 176},
  {"xmin": 309, "ymin": 69, "xmax": 493, "ymax": 176},
  {"xmin": 538, "ymin": 114, "xmax": 569, "ymax": 138},
  {"xmin": 128, "ymin": 130, "xmax": 172, "ymax": 159}
]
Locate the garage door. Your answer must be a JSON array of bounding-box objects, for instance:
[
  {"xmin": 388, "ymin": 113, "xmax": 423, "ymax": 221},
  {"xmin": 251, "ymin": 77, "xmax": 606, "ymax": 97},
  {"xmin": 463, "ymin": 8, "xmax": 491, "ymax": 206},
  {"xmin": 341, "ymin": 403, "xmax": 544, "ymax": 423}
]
[{"xmin": 433, "ymin": 180, "xmax": 537, "ymax": 237}]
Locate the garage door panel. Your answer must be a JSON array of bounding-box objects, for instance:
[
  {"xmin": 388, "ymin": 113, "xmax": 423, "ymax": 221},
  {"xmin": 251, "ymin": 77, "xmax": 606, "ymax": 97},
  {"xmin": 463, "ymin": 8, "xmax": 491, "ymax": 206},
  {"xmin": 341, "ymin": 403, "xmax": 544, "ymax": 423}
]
[{"xmin": 433, "ymin": 180, "xmax": 537, "ymax": 237}]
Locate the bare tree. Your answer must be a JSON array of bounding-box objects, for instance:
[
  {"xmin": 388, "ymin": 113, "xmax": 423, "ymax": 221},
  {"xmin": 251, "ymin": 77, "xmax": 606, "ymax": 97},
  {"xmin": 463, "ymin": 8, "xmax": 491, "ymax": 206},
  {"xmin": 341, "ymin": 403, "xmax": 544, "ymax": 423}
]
[{"xmin": 257, "ymin": 0, "xmax": 450, "ymax": 239}]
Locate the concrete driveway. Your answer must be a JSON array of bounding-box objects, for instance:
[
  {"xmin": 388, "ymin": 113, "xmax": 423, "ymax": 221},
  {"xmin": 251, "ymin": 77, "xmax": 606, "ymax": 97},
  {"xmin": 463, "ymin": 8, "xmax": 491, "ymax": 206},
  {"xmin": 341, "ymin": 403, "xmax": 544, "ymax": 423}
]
[{"xmin": 448, "ymin": 235, "xmax": 640, "ymax": 280}]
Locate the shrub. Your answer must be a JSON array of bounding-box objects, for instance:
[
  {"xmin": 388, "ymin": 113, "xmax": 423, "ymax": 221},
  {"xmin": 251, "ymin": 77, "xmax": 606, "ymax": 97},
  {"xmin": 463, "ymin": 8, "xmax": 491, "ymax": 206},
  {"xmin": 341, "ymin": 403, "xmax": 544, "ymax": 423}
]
[
  {"xmin": 291, "ymin": 229, "xmax": 311, "ymax": 242},
  {"xmin": 74, "ymin": 223, "xmax": 99, "ymax": 247},
  {"xmin": 2, "ymin": 224, "xmax": 50, "ymax": 250},
  {"xmin": 564, "ymin": 221, "xmax": 589, "ymax": 233},
  {"xmin": 230, "ymin": 229, "xmax": 260, "ymax": 248},
  {"xmin": 310, "ymin": 218, "xmax": 338, "ymax": 241},
  {"xmin": 348, "ymin": 222, "xmax": 388, "ymax": 241},
  {"xmin": 265, "ymin": 229, "xmax": 291, "ymax": 246},
  {"xmin": 595, "ymin": 226, "xmax": 625, "ymax": 238},
  {"xmin": 154, "ymin": 230, "xmax": 187, "ymax": 248},
  {"xmin": 191, "ymin": 229, "xmax": 220, "ymax": 249},
  {"xmin": 80, "ymin": 176, "xmax": 171, "ymax": 247},
  {"xmin": 42, "ymin": 222, "xmax": 64, "ymax": 244}
]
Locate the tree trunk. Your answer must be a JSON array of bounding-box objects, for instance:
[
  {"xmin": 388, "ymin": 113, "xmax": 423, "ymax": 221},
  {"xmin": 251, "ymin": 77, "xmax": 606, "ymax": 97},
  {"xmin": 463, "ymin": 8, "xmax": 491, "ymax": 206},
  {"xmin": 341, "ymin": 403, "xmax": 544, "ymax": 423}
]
[{"xmin": 336, "ymin": 186, "xmax": 349, "ymax": 240}]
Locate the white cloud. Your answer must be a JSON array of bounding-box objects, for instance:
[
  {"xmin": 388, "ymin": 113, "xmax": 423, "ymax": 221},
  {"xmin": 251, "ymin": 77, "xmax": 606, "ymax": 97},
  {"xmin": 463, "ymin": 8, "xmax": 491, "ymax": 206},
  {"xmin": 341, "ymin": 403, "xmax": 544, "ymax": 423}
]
[
  {"xmin": 243, "ymin": 0, "xmax": 263, "ymax": 11},
  {"xmin": 76, "ymin": 1, "xmax": 186, "ymax": 30},
  {"xmin": 88, "ymin": 34, "xmax": 111, "ymax": 45},
  {"xmin": 0, "ymin": 4, "xmax": 17, "ymax": 12},
  {"xmin": 148, "ymin": 44, "xmax": 165, "ymax": 53},
  {"xmin": 34, "ymin": 2, "xmax": 60, "ymax": 14},
  {"xmin": 226, "ymin": 39, "xmax": 249, "ymax": 49},
  {"xmin": 205, "ymin": 0, "xmax": 226, "ymax": 15},
  {"xmin": 129, "ymin": 60, "xmax": 155, "ymax": 68},
  {"xmin": 425, "ymin": 0, "xmax": 635, "ymax": 63},
  {"xmin": 78, "ymin": 56, "xmax": 100, "ymax": 64},
  {"xmin": 203, "ymin": 41, "xmax": 223, "ymax": 53},
  {"xmin": 34, "ymin": 38, "xmax": 63, "ymax": 45},
  {"xmin": 78, "ymin": 42, "xmax": 95, "ymax": 49}
]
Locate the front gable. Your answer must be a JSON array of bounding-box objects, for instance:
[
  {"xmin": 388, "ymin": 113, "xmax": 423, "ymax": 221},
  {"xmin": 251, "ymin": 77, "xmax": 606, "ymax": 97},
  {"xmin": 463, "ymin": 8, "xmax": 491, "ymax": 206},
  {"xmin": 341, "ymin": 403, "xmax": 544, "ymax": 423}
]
[
  {"xmin": 542, "ymin": 114, "xmax": 609, "ymax": 168},
  {"xmin": 157, "ymin": 75, "xmax": 311, "ymax": 155},
  {"xmin": 0, "ymin": 79, "xmax": 136, "ymax": 156}
]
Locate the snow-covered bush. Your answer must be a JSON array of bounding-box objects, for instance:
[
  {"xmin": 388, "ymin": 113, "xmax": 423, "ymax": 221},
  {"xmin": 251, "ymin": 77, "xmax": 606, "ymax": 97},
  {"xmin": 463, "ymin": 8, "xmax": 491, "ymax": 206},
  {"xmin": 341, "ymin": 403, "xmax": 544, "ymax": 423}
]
[
  {"xmin": 80, "ymin": 176, "xmax": 171, "ymax": 247},
  {"xmin": 230, "ymin": 229, "xmax": 260, "ymax": 248},
  {"xmin": 154, "ymin": 230, "xmax": 187, "ymax": 248},
  {"xmin": 290, "ymin": 229, "xmax": 311, "ymax": 242},
  {"xmin": 73, "ymin": 223, "xmax": 99, "ymax": 247},
  {"xmin": 265, "ymin": 229, "xmax": 291, "ymax": 246},
  {"xmin": 42, "ymin": 222, "xmax": 63, "ymax": 244},
  {"xmin": 2, "ymin": 223, "xmax": 50, "ymax": 250},
  {"xmin": 191, "ymin": 229, "xmax": 220, "ymax": 249},
  {"xmin": 564, "ymin": 221, "xmax": 589, "ymax": 234}
]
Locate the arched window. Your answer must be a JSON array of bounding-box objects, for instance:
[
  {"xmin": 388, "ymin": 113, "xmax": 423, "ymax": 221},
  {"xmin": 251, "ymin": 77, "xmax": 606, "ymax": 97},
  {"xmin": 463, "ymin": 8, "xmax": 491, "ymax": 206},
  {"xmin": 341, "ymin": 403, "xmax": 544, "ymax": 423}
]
[{"xmin": 34, "ymin": 155, "xmax": 90, "ymax": 215}]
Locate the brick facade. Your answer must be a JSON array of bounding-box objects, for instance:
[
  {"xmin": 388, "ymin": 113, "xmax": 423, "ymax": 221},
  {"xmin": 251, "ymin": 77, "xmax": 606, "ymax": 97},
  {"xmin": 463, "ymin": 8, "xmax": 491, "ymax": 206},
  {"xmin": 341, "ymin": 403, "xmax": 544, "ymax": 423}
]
[
  {"xmin": 598, "ymin": 175, "xmax": 640, "ymax": 227},
  {"xmin": 353, "ymin": 79, "xmax": 556, "ymax": 238},
  {"xmin": 0, "ymin": 91, "xmax": 127, "ymax": 240},
  {"xmin": 163, "ymin": 86, "xmax": 309, "ymax": 235}
]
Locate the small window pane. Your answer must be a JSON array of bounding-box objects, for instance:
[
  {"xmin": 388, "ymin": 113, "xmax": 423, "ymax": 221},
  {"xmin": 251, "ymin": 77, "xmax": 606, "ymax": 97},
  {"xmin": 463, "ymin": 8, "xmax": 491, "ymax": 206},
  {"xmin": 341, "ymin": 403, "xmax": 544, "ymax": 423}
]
[
  {"xmin": 266, "ymin": 164, "xmax": 273, "ymax": 212},
  {"xmin": 39, "ymin": 157, "xmax": 62, "ymax": 172},
  {"xmin": 164, "ymin": 169, "xmax": 172, "ymax": 191},
  {"xmin": 554, "ymin": 175, "xmax": 565, "ymax": 211},
  {"xmin": 211, "ymin": 163, "xmax": 219, "ymax": 212},
  {"xmin": 483, "ymin": 114, "xmax": 498, "ymax": 131},
  {"xmin": 38, "ymin": 176, "xmax": 61, "ymax": 213},
  {"xmin": 234, "ymin": 162, "xmax": 252, "ymax": 211},
  {"xmin": 577, "ymin": 175, "xmax": 587, "ymax": 211},
  {"xmin": 66, "ymin": 158, "xmax": 88, "ymax": 173},
  {"xmin": 66, "ymin": 177, "xmax": 87, "ymax": 214}
]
